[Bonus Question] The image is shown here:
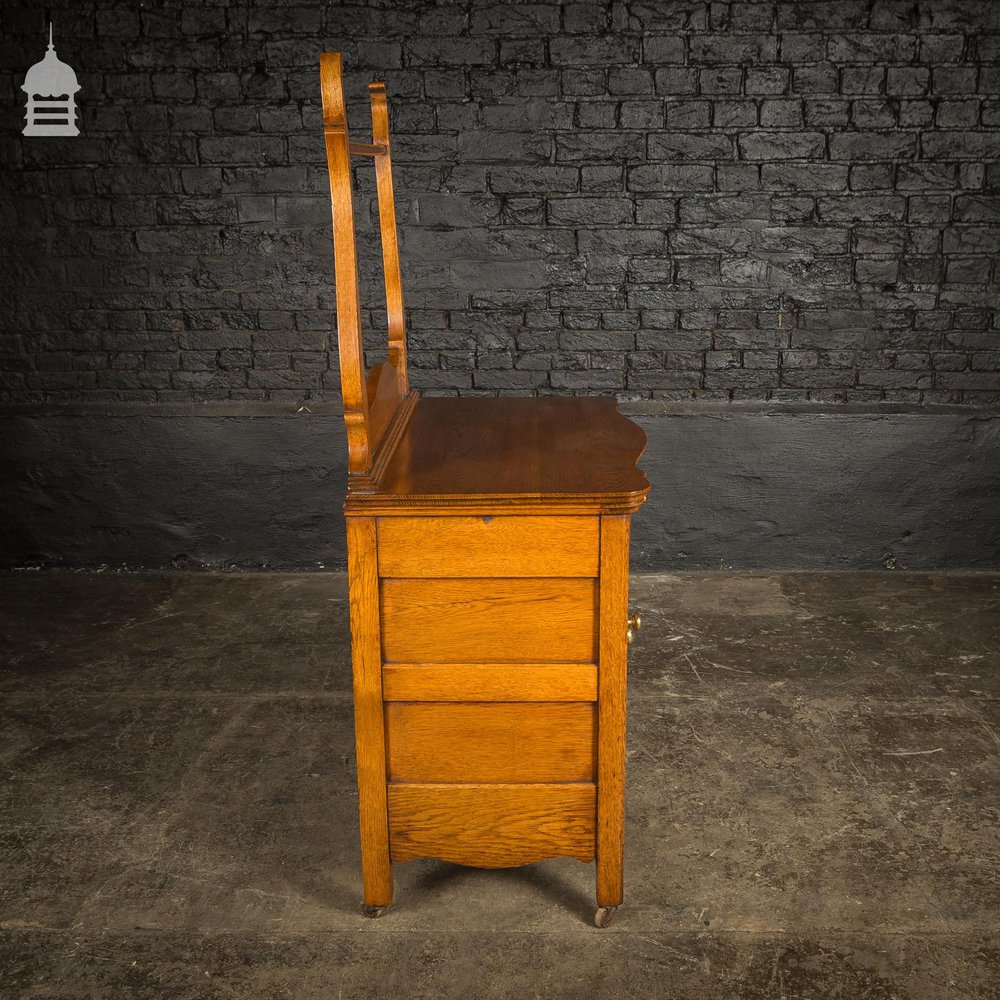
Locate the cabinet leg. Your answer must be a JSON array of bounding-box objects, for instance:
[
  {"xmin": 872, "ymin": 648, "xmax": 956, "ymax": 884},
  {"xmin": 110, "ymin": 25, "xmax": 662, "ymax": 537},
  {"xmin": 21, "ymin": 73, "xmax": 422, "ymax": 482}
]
[
  {"xmin": 348, "ymin": 517, "xmax": 394, "ymax": 915},
  {"xmin": 358, "ymin": 783, "xmax": 392, "ymax": 913},
  {"xmin": 357, "ymin": 756, "xmax": 392, "ymax": 913},
  {"xmin": 359, "ymin": 846, "xmax": 392, "ymax": 914},
  {"xmin": 596, "ymin": 514, "xmax": 628, "ymax": 926},
  {"xmin": 595, "ymin": 850, "xmax": 622, "ymax": 928}
]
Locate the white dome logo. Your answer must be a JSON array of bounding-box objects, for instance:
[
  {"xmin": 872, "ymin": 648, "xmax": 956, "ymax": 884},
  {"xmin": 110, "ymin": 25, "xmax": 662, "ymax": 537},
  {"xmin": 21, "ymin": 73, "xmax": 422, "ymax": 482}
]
[{"xmin": 22, "ymin": 23, "xmax": 80, "ymax": 137}]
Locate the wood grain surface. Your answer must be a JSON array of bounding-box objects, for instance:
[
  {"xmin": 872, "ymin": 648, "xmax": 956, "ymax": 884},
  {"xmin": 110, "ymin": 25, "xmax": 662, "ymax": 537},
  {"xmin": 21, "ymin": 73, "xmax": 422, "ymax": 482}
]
[
  {"xmin": 380, "ymin": 578, "xmax": 598, "ymax": 663},
  {"xmin": 320, "ymin": 52, "xmax": 412, "ymax": 482},
  {"xmin": 348, "ymin": 396, "xmax": 650, "ymax": 512},
  {"xmin": 376, "ymin": 515, "xmax": 599, "ymax": 578},
  {"xmin": 345, "ymin": 516, "xmax": 392, "ymax": 907},
  {"xmin": 369, "ymin": 79, "xmax": 408, "ymax": 396},
  {"xmin": 365, "ymin": 361, "xmax": 403, "ymax": 461},
  {"xmin": 596, "ymin": 515, "xmax": 630, "ymax": 908},
  {"xmin": 381, "ymin": 662, "xmax": 597, "ymax": 702},
  {"xmin": 388, "ymin": 783, "xmax": 597, "ymax": 867},
  {"xmin": 385, "ymin": 702, "xmax": 596, "ymax": 783},
  {"xmin": 320, "ymin": 52, "xmax": 371, "ymax": 477}
]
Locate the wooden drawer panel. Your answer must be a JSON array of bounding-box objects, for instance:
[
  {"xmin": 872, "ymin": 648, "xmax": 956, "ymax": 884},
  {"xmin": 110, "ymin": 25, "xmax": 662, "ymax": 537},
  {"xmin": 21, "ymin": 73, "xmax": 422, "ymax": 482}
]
[
  {"xmin": 377, "ymin": 516, "xmax": 599, "ymax": 578},
  {"xmin": 385, "ymin": 702, "xmax": 596, "ymax": 783},
  {"xmin": 380, "ymin": 578, "xmax": 598, "ymax": 663},
  {"xmin": 388, "ymin": 783, "xmax": 596, "ymax": 866},
  {"xmin": 382, "ymin": 663, "xmax": 597, "ymax": 702}
]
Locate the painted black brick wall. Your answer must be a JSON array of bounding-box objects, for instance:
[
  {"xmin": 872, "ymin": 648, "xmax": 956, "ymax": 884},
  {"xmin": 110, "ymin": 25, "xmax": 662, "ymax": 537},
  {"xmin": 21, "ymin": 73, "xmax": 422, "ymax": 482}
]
[{"xmin": 2, "ymin": 0, "xmax": 1000, "ymax": 405}]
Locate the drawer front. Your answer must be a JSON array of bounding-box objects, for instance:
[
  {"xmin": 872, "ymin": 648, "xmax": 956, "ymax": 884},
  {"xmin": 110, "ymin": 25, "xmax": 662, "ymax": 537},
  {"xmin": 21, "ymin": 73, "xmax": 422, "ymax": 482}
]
[
  {"xmin": 385, "ymin": 702, "xmax": 596, "ymax": 783},
  {"xmin": 377, "ymin": 515, "xmax": 599, "ymax": 578},
  {"xmin": 388, "ymin": 783, "xmax": 596, "ymax": 866},
  {"xmin": 380, "ymin": 578, "xmax": 598, "ymax": 663}
]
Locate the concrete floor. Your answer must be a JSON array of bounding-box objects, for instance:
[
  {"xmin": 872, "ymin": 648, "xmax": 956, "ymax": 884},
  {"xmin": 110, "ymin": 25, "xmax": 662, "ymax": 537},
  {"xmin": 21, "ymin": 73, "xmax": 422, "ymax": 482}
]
[{"xmin": 0, "ymin": 571, "xmax": 998, "ymax": 999}]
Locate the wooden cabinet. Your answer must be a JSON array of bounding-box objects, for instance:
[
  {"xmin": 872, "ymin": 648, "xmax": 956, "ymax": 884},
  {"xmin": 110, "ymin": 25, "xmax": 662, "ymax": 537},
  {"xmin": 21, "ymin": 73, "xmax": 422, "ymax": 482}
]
[{"xmin": 320, "ymin": 53, "xmax": 650, "ymax": 926}]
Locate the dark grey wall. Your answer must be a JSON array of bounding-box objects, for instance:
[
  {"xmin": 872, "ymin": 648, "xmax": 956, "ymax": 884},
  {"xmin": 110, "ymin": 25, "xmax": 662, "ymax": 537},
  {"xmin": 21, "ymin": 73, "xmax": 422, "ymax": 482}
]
[
  {"xmin": 3, "ymin": 0, "xmax": 1000, "ymax": 406},
  {"xmin": 0, "ymin": 407, "xmax": 347, "ymax": 570},
  {"xmin": 3, "ymin": 407, "xmax": 998, "ymax": 571},
  {"xmin": 4, "ymin": 2, "xmax": 1000, "ymax": 571},
  {"xmin": 631, "ymin": 405, "xmax": 1000, "ymax": 569}
]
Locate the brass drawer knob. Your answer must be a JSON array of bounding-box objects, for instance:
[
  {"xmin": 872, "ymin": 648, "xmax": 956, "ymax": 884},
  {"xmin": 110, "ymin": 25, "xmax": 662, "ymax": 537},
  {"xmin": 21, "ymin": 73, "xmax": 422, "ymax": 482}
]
[{"xmin": 626, "ymin": 612, "xmax": 642, "ymax": 645}]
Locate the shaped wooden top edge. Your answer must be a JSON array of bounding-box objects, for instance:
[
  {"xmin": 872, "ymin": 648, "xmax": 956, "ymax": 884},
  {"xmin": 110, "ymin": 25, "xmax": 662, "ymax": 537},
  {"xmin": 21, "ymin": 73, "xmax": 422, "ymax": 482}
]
[
  {"xmin": 343, "ymin": 495, "xmax": 649, "ymax": 516},
  {"xmin": 611, "ymin": 394, "xmax": 652, "ymax": 487},
  {"xmin": 344, "ymin": 395, "xmax": 651, "ymax": 515}
]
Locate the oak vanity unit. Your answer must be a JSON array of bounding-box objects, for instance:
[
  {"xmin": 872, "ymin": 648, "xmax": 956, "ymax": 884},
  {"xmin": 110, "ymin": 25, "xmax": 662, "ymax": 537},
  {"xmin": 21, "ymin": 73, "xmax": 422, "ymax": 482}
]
[{"xmin": 320, "ymin": 52, "xmax": 650, "ymax": 927}]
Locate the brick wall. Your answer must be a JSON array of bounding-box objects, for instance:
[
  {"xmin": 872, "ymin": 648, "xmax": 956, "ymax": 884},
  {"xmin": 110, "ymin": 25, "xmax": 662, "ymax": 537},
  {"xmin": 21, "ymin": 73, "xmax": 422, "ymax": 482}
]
[{"xmin": 2, "ymin": 0, "xmax": 999, "ymax": 405}]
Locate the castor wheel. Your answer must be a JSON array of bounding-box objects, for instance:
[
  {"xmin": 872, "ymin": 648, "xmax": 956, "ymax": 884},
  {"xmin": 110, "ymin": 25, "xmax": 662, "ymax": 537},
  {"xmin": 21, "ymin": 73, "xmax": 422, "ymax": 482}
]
[
  {"xmin": 594, "ymin": 906, "xmax": 617, "ymax": 928},
  {"xmin": 362, "ymin": 904, "xmax": 388, "ymax": 918}
]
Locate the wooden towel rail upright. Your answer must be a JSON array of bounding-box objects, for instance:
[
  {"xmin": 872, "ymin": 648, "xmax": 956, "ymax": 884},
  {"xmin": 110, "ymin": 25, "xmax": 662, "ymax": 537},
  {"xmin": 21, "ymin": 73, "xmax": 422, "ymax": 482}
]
[
  {"xmin": 320, "ymin": 51, "xmax": 416, "ymax": 488},
  {"xmin": 319, "ymin": 51, "xmax": 650, "ymax": 927}
]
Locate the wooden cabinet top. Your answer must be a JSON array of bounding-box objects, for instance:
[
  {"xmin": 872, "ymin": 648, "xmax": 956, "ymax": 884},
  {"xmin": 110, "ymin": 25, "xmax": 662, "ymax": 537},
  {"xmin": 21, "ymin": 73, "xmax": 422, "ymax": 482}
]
[
  {"xmin": 345, "ymin": 396, "xmax": 650, "ymax": 515},
  {"xmin": 319, "ymin": 54, "xmax": 649, "ymax": 517}
]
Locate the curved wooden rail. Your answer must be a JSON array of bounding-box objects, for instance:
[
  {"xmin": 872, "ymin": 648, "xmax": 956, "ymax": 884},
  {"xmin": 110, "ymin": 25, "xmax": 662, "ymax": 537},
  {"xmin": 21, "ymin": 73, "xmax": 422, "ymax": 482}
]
[{"xmin": 319, "ymin": 51, "xmax": 415, "ymax": 483}]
